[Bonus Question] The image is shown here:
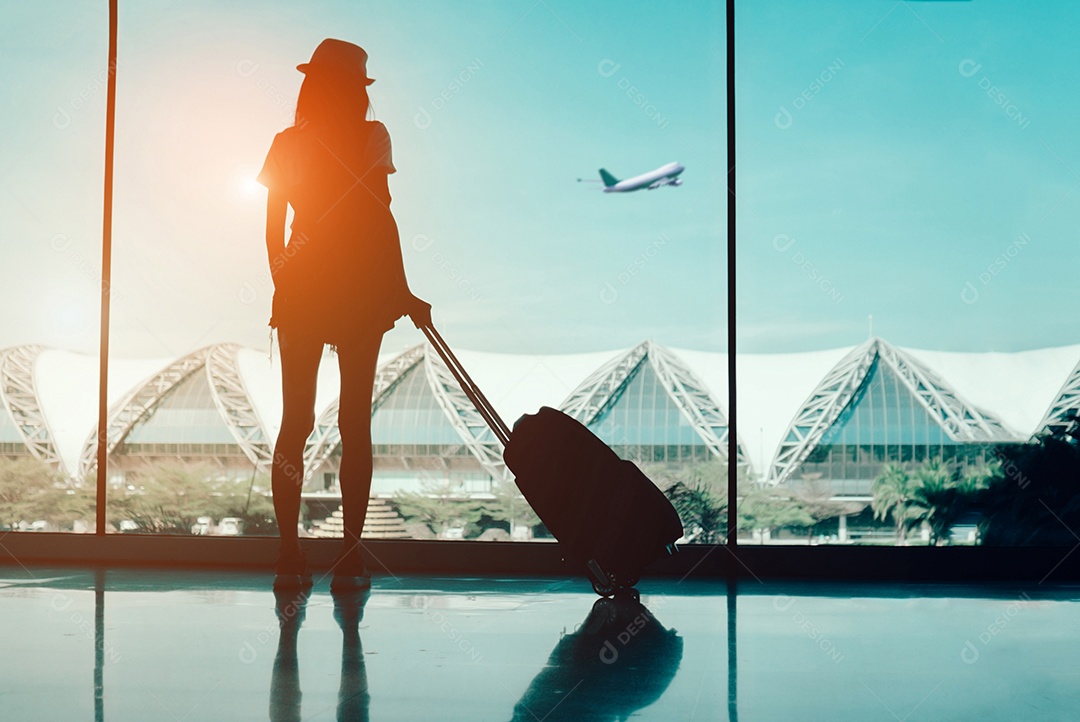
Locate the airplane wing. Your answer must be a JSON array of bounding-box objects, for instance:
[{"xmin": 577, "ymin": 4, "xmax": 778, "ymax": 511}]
[{"xmin": 647, "ymin": 177, "xmax": 683, "ymax": 190}]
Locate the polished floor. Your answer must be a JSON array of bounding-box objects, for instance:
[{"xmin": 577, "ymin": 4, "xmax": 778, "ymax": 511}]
[{"xmin": 1, "ymin": 567, "xmax": 1079, "ymax": 720}]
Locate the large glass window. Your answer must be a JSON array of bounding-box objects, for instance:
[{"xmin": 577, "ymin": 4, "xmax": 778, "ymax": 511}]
[
  {"xmin": 12, "ymin": 1, "xmax": 1078, "ymax": 552},
  {"xmin": 4, "ymin": 2, "xmax": 728, "ymax": 542},
  {"xmin": 736, "ymin": 1, "xmax": 1080, "ymax": 546},
  {"xmin": 0, "ymin": 4, "xmax": 109, "ymax": 534}
]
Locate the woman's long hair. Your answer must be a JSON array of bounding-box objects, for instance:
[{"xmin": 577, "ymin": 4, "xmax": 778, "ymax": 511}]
[{"xmin": 293, "ymin": 72, "xmax": 371, "ymax": 138}]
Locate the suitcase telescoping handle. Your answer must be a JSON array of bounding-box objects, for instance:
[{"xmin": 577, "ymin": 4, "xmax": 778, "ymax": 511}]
[{"xmin": 420, "ymin": 323, "xmax": 512, "ymax": 447}]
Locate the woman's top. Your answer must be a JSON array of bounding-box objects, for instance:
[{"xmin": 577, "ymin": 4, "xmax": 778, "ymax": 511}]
[{"xmin": 257, "ymin": 120, "xmax": 409, "ymax": 345}]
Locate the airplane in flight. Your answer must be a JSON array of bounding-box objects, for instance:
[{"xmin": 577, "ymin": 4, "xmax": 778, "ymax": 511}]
[{"xmin": 596, "ymin": 161, "xmax": 685, "ymax": 193}]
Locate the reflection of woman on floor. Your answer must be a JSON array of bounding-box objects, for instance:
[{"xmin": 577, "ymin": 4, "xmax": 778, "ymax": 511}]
[
  {"xmin": 269, "ymin": 588, "xmax": 309, "ymax": 722},
  {"xmin": 269, "ymin": 588, "xmax": 371, "ymax": 722},
  {"xmin": 257, "ymin": 39, "xmax": 429, "ymax": 589},
  {"xmin": 334, "ymin": 589, "xmax": 372, "ymax": 719}
]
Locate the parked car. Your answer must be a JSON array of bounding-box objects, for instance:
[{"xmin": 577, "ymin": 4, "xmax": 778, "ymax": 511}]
[{"xmin": 217, "ymin": 517, "xmax": 242, "ymax": 536}]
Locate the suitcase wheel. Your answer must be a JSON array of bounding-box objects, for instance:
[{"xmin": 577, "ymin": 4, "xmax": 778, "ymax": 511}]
[
  {"xmin": 586, "ymin": 560, "xmax": 644, "ymax": 596},
  {"xmin": 586, "ymin": 559, "xmax": 617, "ymax": 597},
  {"xmin": 590, "ymin": 576, "xmax": 617, "ymax": 597},
  {"xmin": 591, "ymin": 574, "xmax": 639, "ymax": 596}
]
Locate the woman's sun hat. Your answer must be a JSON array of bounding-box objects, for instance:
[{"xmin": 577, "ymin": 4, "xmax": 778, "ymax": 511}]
[{"xmin": 297, "ymin": 38, "xmax": 375, "ymax": 85}]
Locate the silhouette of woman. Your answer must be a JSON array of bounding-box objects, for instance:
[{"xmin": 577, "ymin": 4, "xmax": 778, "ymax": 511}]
[{"xmin": 257, "ymin": 39, "xmax": 429, "ymax": 589}]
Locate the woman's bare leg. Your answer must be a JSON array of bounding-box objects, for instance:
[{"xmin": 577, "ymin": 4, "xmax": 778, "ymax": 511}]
[
  {"xmin": 272, "ymin": 328, "xmax": 323, "ymax": 555},
  {"xmin": 336, "ymin": 333, "xmax": 382, "ymax": 560}
]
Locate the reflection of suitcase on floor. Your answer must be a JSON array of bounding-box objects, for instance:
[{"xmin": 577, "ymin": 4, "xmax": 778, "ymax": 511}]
[
  {"xmin": 511, "ymin": 594, "xmax": 683, "ymax": 720},
  {"xmin": 422, "ymin": 324, "xmax": 683, "ymax": 595}
]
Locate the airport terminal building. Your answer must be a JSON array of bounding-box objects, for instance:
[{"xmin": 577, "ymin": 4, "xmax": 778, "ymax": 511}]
[{"xmin": 3, "ymin": 337, "xmax": 1079, "ymax": 507}]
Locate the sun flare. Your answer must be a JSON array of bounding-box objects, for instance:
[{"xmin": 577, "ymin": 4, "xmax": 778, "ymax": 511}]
[{"xmin": 233, "ymin": 168, "xmax": 263, "ymax": 200}]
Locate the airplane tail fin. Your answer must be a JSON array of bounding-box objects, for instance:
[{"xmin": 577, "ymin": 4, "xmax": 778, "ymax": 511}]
[{"xmin": 598, "ymin": 169, "xmax": 619, "ymax": 188}]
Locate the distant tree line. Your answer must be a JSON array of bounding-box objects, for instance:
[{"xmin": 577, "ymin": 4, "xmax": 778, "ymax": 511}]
[
  {"xmin": 392, "ymin": 477, "xmax": 541, "ymax": 539},
  {"xmin": 0, "ymin": 459, "xmax": 275, "ymax": 534},
  {"xmin": 4, "ymin": 415, "xmax": 1077, "ymax": 545},
  {"xmin": 650, "ymin": 460, "xmax": 861, "ymax": 544},
  {"xmin": 0, "ymin": 458, "xmax": 85, "ymax": 531},
  {"xmin": 651, "ymin": 419, "xmax": 1080, "ymax": 547}
]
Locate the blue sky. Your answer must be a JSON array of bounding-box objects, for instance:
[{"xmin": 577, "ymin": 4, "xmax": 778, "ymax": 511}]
[
  {"xmin": 737, "ymin": 0, "xmax": 1080, "ymax": 353},
  {"xmin": 0, "ymin": 1, "xmax": 1075, "ymax": 358}
]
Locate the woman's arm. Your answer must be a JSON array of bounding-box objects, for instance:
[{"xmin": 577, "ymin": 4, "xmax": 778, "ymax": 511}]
[{"xmin": 265, "ymin": 187, "xmax": 288, "ymax": 278}]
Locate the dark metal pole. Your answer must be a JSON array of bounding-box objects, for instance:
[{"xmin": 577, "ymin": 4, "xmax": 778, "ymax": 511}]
[
  {"xmin": 94, "ymin": 568, "xmax": 106, "ymax": 722},
  {"xmin": 726, "ymin": 0, "xmax": 737, "ymax": 548},
  {"xmin": 727, "ymin": 577, "xmax": 739, "ymax": 721},
  {"xmin": 96, "ymin": 0, "xmax": 118, "ymax": 535}
]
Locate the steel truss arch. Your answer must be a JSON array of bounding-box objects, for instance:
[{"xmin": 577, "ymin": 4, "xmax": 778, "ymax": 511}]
[
  {"xmin": 79, "ymin": 347, "xmax": 210, "ymax": 480},
  {"xmin": 423, "ymin": 345, "xmax": 510, "ymax": 484},
  {"xmin": 769, "ymin": 338, "xmax": 1017, "ymax": 485},
  {"xmin": 206, "ymin": 344, "xmax": 273, "ymax": 469},
  {"xmin": 79, "ymin": 344, "xmax": 273, "ymax": 479},
  {"xmin": 560, "ymin": 342, "xmax": 649, "ymax": 426},
  {"xmin": 1036, "ymin": 359, "xmax": 1080, "ymax": 439},
  {"xmin": 0, "ymin": 345, "xmax": 63, "ymax": 472},
  {"xmin": 876, "ymin": 342, "xmax": 1013, "ymax": 442},
  {"xmin": 302, "ymin": 344, "xmax": 426, "ymax": 482},
  {"xmin": 649, "ymin": 343, "xmax": 746, "ymax": 464},
  {"xmin": 560, "ymin": 340, "xmax": 746, "ymax": 465}
]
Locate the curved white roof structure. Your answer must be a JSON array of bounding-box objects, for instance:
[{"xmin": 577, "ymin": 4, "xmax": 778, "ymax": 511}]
[
  {"xmin": 5, "ymin": 339, "xmax": 1078, "ymax": 486},
  {"xmin": 768, "ymin": 338, "xmax": 1018, "ymax": 485},
  {"xmin": 1035, "ymin": 359, "xmax": 1080, "ymax": 438},
  {"xmin": 7, "ymin": 346, "xmax": 166, "ymax": 477},
  {"xmin": 77, "ymin": 344, "xmax": 277, "ymax": 479},
  {"xmin": 905, "ymin": 344, "xmax": 1080, "ymax": 439}
]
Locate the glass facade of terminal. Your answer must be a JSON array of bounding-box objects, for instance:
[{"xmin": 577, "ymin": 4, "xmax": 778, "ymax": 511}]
[
  {"xmin": 588, "ymin": 361, "xmax": 715, "ymax": 465},
  {"xmin": 370, "ymin": 364, "xmax": 467, "ymax": 451},
  {"xmin": 789, "ymin": 357, "xmax": 1004, "ymax": 497}
]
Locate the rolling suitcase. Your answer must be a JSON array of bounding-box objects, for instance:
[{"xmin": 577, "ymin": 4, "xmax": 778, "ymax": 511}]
[{"xmin": 421, "ymin": 323, "xmax": 683, "ymax": 595}]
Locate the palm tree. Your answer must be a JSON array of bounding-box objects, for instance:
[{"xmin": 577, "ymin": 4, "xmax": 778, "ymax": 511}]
[
  {"xmin": 907, "ymin": 459, "xmax": 953, "ymax": 544},
  {"xmin": 871, "ymin": 463, "xmax": 916, "ymax": 544},
  {"xmin": 879, "ymin": 459, "xmax": 997, "ymax": 546},
  {"xmin": 654, "ymin": 460, "xmax": 728, "ymax": 543},
  {"xmin": 915, "ymin": 461, "xmax": 997, "ymax": 545},
  {"xmin": 664, "ymin": 479, "xmax": 727, "ymax": 543}
]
